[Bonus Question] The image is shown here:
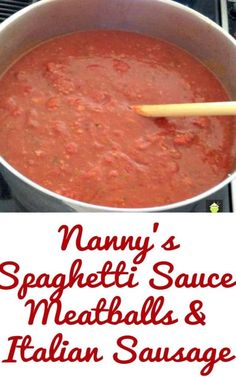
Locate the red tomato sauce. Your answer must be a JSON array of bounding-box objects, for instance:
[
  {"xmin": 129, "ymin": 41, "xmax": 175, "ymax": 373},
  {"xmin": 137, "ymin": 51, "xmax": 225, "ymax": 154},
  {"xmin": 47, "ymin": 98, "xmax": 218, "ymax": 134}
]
[{"xmin": 0, "ymin": 30, "xmax": 235, "ymax": 208}]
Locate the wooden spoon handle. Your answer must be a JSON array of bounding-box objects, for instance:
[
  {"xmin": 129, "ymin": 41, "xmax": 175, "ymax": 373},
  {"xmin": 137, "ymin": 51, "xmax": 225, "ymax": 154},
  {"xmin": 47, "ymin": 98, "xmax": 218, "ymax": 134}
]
[{"xmin": 132, "ymin": 101, "xmax": 236, "ymax": 118}]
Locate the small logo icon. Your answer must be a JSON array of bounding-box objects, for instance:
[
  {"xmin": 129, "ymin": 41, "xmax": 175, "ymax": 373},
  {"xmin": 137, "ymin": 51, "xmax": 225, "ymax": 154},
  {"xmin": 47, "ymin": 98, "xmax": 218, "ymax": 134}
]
[
  {"xmin": 207, "ymin": 200, "xmax": 223, "ymax": 213},
  {"xmin": 209, "ymin": 202, "xmax": 220, "ymax": 213}
]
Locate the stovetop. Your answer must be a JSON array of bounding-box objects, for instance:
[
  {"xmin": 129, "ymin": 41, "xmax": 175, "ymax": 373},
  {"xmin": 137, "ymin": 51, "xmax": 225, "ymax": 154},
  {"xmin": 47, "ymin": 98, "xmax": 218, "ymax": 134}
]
[{"xmin": 0, "ymin": 0, "xmax": 236, "ymax": 212}]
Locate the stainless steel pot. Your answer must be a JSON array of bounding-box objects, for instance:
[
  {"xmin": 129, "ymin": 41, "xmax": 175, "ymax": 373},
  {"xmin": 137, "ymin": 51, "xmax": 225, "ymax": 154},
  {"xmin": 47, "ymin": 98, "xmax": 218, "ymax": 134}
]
[{"xmin": 0, "ymin": 0, "xmax": 236, "ymax": 212}]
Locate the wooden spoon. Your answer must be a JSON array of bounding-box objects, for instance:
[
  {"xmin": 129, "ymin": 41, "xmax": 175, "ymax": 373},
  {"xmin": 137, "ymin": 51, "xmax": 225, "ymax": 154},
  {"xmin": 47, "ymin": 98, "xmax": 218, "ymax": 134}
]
[{"xmin": 132, "ymin": 101, "xmax": 236, "ymax": 118}]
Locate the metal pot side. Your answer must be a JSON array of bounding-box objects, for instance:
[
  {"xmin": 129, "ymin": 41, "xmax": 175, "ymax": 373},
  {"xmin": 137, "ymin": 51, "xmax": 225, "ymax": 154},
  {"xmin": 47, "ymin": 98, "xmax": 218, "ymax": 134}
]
[{"xmin": 0, "ymin": 0, "xmax": 236, "ymax": 212}]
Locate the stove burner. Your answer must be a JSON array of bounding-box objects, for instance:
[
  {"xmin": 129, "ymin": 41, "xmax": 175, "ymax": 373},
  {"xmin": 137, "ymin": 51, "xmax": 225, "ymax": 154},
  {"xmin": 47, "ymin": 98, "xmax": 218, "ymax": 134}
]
[
  {"xmin": 0, "ymin": 0, "xmax": 35, "ymax": 22},
  {"xmin": 0, "ymin": 173, "xmax": 11, "ymax": 199},
  {"xmin": 229, "ymin": 2, "xmax": 236, "ymax": 18},
  {"xmin": 175, "ymin": 0, "xmax": 220, "ymax": 23}
]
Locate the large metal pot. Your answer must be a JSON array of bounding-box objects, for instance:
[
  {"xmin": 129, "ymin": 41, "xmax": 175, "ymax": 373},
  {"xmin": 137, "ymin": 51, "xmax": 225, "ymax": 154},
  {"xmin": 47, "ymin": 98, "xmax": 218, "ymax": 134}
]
[{"xmin": 0, "ymin": 0, "xmax": 236, "ymax": 212}]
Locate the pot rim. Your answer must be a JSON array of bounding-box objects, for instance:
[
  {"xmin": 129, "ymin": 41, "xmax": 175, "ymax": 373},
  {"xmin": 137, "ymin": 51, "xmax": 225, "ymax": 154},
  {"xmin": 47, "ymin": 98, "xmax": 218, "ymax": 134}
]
[
  {"xmin": 1, "ymin": 0, "xmax": 236, "ymax": 47},
  {"xmin": 1, "ymin": 156, "xmax": 236, "ymax": 212},
  {"xmin": 0, "ymin": 0, "xmax": 236, "ymax": 212}
]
